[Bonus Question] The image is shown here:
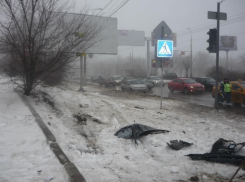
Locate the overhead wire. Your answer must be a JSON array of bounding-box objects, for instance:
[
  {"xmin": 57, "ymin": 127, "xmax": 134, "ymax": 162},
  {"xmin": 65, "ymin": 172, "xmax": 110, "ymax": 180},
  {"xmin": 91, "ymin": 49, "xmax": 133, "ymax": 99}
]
[
  {"xmin": 103, "ymin": 0, "xmax": 121, "ymax": 16},
  {"xmin": 108, "ymin": 0, "xmax": 129, "ymax": 17},
  {"xmin": 177, "ymin": 14, "xmax": 245, "ymax": 37},
  {"xmin": 176, "ymin": 12, "xmax": 245, "ymax": 35},
  {"xmin": 97, "ymin": 0, "xmax": 114, "ymax": 16}
]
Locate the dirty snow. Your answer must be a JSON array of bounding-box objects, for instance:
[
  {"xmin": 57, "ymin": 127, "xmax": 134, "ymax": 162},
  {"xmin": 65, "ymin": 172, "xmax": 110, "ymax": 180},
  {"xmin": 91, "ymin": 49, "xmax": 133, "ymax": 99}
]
[{"xmin": 1, "ymin": 76, "xmax": 245, "ymax": 182}]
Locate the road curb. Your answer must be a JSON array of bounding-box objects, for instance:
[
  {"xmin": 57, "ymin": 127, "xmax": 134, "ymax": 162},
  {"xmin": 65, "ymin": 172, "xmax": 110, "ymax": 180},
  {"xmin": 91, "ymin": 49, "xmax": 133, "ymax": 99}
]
[{"xmin": 16, "ymin": 90, "xmax": 86, "ymax": 182}]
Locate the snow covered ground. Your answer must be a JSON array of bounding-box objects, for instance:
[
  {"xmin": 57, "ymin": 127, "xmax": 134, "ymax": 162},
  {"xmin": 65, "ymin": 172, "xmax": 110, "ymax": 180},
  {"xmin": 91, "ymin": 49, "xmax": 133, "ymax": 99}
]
[
  {"xmin": 1, "ymin": 75, "xmax": 245, "ymax": 182},
  {"xmin": 0, "ymin": 77, "xmax": 68, "ymax": 182}
]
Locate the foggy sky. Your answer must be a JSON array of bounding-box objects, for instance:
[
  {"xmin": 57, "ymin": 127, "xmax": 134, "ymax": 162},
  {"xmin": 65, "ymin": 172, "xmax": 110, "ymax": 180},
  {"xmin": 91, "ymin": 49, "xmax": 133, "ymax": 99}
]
[{"xmin": 74, "ymin": 0, "xmax": 245, "ymax": 60}]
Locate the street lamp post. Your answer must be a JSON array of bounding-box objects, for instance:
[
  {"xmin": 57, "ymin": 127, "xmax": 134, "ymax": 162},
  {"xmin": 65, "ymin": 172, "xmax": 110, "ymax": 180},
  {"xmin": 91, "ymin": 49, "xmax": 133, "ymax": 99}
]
[{"xmin": 188, "ymin": 28, "xmax": 193, "ymax": 77}]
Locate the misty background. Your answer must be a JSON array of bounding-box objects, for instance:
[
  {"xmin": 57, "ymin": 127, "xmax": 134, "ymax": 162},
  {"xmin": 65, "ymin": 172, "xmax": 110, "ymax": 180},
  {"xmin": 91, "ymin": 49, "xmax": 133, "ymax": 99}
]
[{"xmin": 69, "ymin": 0, "xmax": 245, "ymax": 78}]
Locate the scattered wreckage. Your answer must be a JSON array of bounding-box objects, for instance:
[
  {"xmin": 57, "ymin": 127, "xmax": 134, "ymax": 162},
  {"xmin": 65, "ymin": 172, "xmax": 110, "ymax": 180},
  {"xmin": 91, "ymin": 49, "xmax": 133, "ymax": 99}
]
[{"xmin": 115, "ymin": 124, "xmax": 245, "ymax": 169}]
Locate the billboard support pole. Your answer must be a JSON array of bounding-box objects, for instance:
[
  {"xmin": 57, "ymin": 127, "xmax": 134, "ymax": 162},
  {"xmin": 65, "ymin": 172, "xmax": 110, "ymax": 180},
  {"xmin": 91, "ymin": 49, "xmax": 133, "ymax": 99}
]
[
  {"xmin": 79, "ymin": 56, "xmax": 85, "ymax": 92},
  {"xmin": 84, "ymin": 55, "xmax": 87, "ymax": 86}
]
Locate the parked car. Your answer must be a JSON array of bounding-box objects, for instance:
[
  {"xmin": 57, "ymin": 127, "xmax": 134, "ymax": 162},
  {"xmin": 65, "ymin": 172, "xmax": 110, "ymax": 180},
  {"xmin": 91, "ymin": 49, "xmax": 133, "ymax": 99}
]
[
  {"xmin": 121, "ymin": 79, "xmax": 148, "ymax": 93},
  {"xmin": 137, "ymin": 79, "xmax": 154, "ymax": 90},
  {"xmin": 121, "ymin": 77, "xmax": 134, "ymax": 82},
  {"xmin": 71, "ymin": 75, "xmax": 80, "ymax": 80},
  {"xmin": 112, "ymin": 75, "xmax": 124, "ymax": 85},
  {"xmin": 162, "ymin": 72, "xmax": 178, "ymax": 80},
  {"xmin": 91, "ymin": 76, "xmax": 99, "ymax": 83},
  {"xmin": 168, "ymin": 78, "xmax": 204, "ymax": 94},
  {"xmin": 212, "ymin": 80, "xmax": 245, "ymax": 105},
  {"xmin": 195, "ymin": 77, "xmax": 215, "ymax": 92},
  {"xmin": 97, "ymin": 76, "xmax": 115, "ymax": 87},
  {"xmin": 145, "ymin": 76, "xmax": 165, "ymax": 86}
]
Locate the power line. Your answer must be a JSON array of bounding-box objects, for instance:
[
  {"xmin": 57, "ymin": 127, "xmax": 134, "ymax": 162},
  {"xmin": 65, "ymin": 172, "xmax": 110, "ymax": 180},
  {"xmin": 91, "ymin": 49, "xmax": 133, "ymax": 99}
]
[
  {"xmin": 176, "ymin": 12, "xmax": 245, "ymax": 34},
  {"xmin": 177, "ymin": 14, "xmax": 245, "ymax": 37},
  {"xmin": 103, "ymin": 0, "xmax": 121, "ymax": 16},
  {"xmin": 97, "ymin": 0, "xmax": 114, "ymax": 16},
  {"xmin": 177, "ymin": 30, "xmax": 245, "ymax": 45},
  {"xmin": 108, "ymin": 0, "xmax": 129, "ymax": 17}
]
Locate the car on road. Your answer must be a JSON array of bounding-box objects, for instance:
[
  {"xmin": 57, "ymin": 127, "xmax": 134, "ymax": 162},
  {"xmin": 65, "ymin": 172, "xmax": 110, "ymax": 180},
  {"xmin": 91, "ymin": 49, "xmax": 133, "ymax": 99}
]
[
  {"xmin": 168, "ymin": 78, "xmax": 205, "ymax": 94},
  {"xmin": 91, "ymin": 76, "xmax": 99, "ymax": 83},
  {"xmin": 97, "ymin": 76, "xmax": 115, "ymax": 87},
  {"xmin": 112, "ymin": 75, "xmax": 124, "ymax": 85},
  {"xmin": 195, "ymin": 77, "xmax": 215, "ymax": 92},
  {"xmin": 162, "ymin": 72, "xmax": 178, "ymax": 80},
  {"xmin": 212, "ymin": 80, "xmax": 245, "ymax": 105},
  {"xmin": 121, "ymin": 77, "xmax": 134, "ymax": 82},
  {"xmin": 137, "ymin": 79, "xmax": 154, "ymax": 90},
  {"xmin": 71, "ymin": 75, "xmax": 80, "ymax": 80},
  {"xmin": 145, "ymin": 76, "xmax": 165, "ymax": 86},
  {"xmin": 121, "ymin": 79, "xmax": 148, "ymax": 93}
]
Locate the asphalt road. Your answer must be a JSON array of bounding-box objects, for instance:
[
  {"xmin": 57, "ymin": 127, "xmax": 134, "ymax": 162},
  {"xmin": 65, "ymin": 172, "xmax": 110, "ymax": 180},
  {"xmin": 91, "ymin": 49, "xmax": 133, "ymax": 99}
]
[
  {"xmin": 151, "ymin": 85, "xmax": 245, "ymax": 115},
  {"xmin": 85, "ymin": 81, "xmax": 245, "ymax": 115},
  {"xmin": 151, "ymin": 86, "xmax": 214, "ymax": 107}
]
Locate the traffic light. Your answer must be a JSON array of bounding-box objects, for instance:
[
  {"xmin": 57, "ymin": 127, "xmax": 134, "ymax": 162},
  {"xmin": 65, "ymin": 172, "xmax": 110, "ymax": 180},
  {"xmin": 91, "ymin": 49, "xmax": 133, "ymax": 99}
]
[
  {"xmin": 207, "ymin": 28, "xmax": 217, "ymax": 53},
  {"xmin": 152, "ymin": 59, "xmax": 156, "ymax": 68}
]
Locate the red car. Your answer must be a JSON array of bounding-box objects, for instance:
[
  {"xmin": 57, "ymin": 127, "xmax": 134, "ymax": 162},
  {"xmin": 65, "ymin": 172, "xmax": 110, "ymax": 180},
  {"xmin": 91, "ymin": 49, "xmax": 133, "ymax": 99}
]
[{"xmin": 168, "ymin": 78, "xmax": 204, "ymax": 94}]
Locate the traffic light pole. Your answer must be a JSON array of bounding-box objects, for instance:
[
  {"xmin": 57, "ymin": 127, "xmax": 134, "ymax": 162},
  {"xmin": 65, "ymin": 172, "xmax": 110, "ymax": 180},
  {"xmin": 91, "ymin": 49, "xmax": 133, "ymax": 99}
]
[{"xmin": 215, "ymin": 2, "xmax": 220, "ymax": 109}]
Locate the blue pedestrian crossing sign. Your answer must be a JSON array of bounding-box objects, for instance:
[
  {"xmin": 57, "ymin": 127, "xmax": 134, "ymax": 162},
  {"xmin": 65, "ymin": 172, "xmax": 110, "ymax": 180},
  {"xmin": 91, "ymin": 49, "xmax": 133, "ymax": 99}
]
[{"xmin": 157, "ymin": 40, "xmax": 173, "ymax": 57}]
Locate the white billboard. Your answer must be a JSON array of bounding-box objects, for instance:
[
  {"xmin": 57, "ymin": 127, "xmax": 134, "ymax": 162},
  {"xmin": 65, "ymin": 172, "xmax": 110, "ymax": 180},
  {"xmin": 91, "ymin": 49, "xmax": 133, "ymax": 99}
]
[
  {"xmin": 219, "ymin": 36, "xmax": 237, "ymax": 51},
  {"xmin": 64, "ymin": 13, "xmax": 118, "ymax": 55},
  {"xmin": 86, "ymin": 16, "xmax": 117, "ymax": 54},
  {"xmin": 118, "ymin": 30, "xmax": 145, "ymax": 46}
]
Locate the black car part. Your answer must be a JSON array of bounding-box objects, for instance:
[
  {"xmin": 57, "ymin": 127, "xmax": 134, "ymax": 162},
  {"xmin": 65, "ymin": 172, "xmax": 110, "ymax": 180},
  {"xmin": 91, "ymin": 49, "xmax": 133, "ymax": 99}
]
[
  {"xmin": 210, "ymin": 138, "xmax": 245, "ymax": 154},
  {"xmin": 187, "ymin": 138, "xmax": 245, "ymax": 166},
  {"xmin": 114, "ymin": 123, "xmax": 169, "ymax": 144},
  {"xmin": 187, "ymin": 153, "xmax": 245, "ymax": 165},
  {"xmin": 167, "ymin": 140, "xmax": 193, "ymax": 150}
]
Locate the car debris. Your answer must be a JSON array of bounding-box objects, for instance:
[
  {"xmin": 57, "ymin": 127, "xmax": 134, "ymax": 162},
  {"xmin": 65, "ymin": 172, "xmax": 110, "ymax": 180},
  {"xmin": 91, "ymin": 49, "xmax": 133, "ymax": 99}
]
[
  {"xmin": 114, "ymin": 123, "xmax": 169, "ymax": 144},
  {"xmin": 167, "ymin": 140, "xmax": 193, "ymax": 150},
  {"xmin": 187, "ymin": 138, "xmax": 245, "ymax": 165},
  {"xmin": 210, "ymin": 138, "xmax": 245, "ymax": 154},
  {"xmin": 187, "ymin": 153, "xmax": 245, "ymax": 165}
]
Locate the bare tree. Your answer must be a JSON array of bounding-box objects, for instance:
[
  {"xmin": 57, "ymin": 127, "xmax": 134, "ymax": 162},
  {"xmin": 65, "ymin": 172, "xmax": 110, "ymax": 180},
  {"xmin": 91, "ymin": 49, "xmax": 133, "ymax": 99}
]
[
  {"xmin": 0, "ymin": 0, "xmax": 104, "ymax": 95},
  {"xmin": 193, "ymin": 52, "xmax": 215, "ymax": 77},
  {"xmin": 182, "ymin": 56, "xmax": 191, "ymax": 77}
]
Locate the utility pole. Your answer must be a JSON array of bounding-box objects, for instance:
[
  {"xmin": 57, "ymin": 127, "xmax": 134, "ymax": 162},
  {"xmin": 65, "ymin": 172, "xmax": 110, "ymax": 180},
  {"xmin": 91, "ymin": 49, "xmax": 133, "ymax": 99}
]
[
  {"xmin": 188, "ymin": 28, "xmax": 193, "ymax": 77},
  {"xmin": 226, "ymin": 50, "xmax": 229, "ymax": 68},
  {"xmin": 146, "ymin": 37, "xmax": 151, "ymax": 77}
]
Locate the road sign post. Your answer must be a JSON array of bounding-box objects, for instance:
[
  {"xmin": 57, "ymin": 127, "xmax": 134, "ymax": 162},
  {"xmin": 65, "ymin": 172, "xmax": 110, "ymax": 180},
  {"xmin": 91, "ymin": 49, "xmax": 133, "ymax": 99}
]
[
  {"xmin": 152, "ymin": 21, "xmax": 173, "ymax": 109},
  {"xmin": 157, "ymin": 39, "xmax": 173, "ymax": 109},
  {"xmin": 207, "ymin": 3, "xmax": 227, "ymax": 109}
]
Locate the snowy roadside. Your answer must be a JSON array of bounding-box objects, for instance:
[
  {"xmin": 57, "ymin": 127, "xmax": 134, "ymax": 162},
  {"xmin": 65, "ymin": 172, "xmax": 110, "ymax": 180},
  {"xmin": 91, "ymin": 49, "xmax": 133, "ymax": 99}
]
[
  {"xmin": 0, "ymin": 77, "xmax": 68, "ymax": 182},
  {"xmin": 25, "ymin": 81, "xmax": 245, "ymax": 182}
]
